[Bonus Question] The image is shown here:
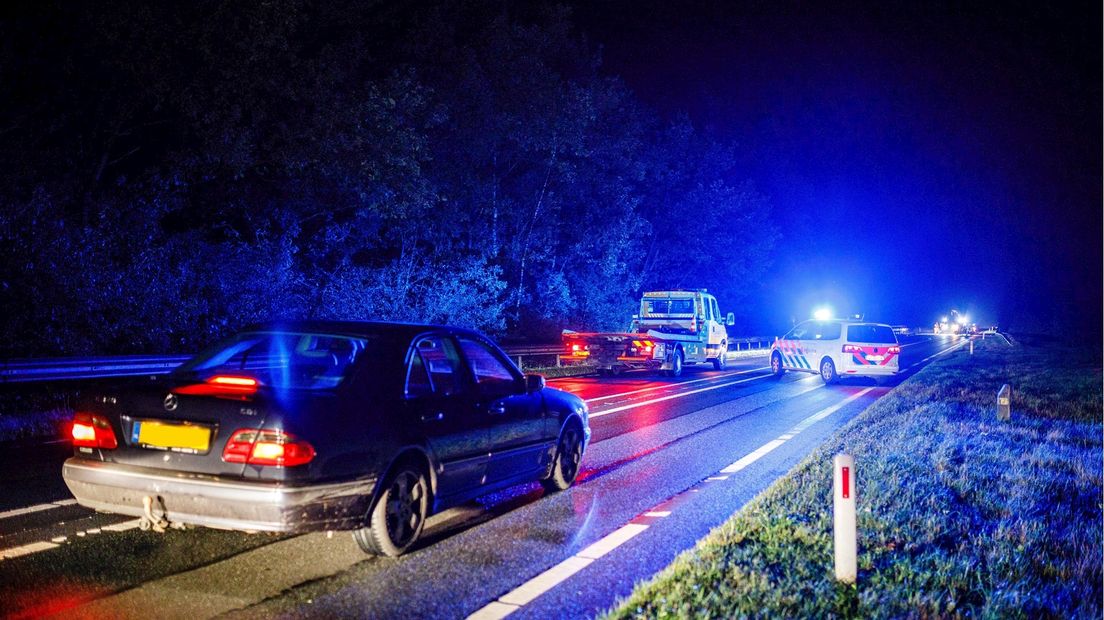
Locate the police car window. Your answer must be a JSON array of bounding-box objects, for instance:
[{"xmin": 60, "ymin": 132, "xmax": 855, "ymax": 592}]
[
  {"xmin": 814, "ymin": 322, "xmax": 842, "ymax": 340},
  {"xmin": 785, "ymin": 323, "xmax": 810, "ymax": 340},
  {"xmin": 411, "ymin": 337, "xmax": 462, "ymax": 396},
  {"xmin": 458, "ymin": 337, "xmax": 518, "ymax": 392},
  {"xmin": 847, "ymin": 324, "xmax": 896, "ymax": 343}
]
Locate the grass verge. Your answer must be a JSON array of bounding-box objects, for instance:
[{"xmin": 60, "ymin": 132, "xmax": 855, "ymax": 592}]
[{"xmin": 604, "ymin": 337, "xmax": 1102, "ymax": 618}]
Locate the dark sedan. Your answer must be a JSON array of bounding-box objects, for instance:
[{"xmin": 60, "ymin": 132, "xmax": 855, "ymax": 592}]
[{"xmin": 62, "ymin": 321, "xmax": 590, "ymax": 556}]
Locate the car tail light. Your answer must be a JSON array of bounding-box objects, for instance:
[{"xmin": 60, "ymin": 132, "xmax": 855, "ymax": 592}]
[
  {"xmin": 887, "ymin": 345, "xmax": 901, "ymax": 354},
  {"xmin": 71, "ymin": 412, "xmax": 118, "ymax": 449},
  {"xmin": 222, "ymin": 429, "xmax": 315, "ymax": 467},
  {"xmin": 842, "ymin": 344, "xmax": 864, "ymax": 353},
  {"xmin": 175, "ymin": 375, "xmax": 259, "ymax": 400}
]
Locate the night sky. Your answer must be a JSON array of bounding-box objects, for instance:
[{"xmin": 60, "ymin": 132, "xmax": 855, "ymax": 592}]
[{"xmin": 573, "ymin": 0, "xmax": 1101, "ymax": 332}]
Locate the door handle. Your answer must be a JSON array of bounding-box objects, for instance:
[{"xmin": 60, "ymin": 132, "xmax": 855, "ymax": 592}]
[{"xmin": 421, "ymin": 412, "xmax": 445, "ymax": 422}]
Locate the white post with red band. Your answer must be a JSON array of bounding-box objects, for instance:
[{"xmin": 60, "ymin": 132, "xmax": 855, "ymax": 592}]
[{"xmin": 833, "ymin": 453, "xmax": 857, "ymax": 583}]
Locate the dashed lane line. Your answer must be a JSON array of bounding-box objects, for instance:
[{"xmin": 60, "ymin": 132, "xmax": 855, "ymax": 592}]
[
  {"xmin": 467, "ymin": 387, "xmax": 876, "ymax": 619},
  {"xmin": 0, "ymin": 499, "xmax": 77, "ymax": 521},
  {"xmin": 589, "ymin": 372, "xmax": 774, "ymax": 418},
  {"xmin": 580, "ymin": 366, "xmax": 771, "ymax": 403}
]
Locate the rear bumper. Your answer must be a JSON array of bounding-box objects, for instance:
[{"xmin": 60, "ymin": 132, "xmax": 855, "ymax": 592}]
[
  {"xmin": 62, "ymin": 458, "xmax": 375, "ymax": 533},
  {"xmin": 841, "ymin": 364, "xmax": 898, "ymax": 376}
]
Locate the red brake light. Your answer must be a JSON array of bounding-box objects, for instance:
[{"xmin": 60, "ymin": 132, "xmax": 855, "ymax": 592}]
[
  {"xmin": 175, "ymin": 375, "xmax": 259, "ymax": 400},
  {"xmin": 842, "ymin": 344, "xmax": 863, "ymax": 353},
  {"xmin": 888, "ymin": 345, "xmax": 901, "ymax": 354},
  {"xmin": 71, "ymin": 412, "xmax": 118, "ymax": 449},
  {"xmin": 222, "ymin": 429, "xmax": 315, "ymax": 467}
]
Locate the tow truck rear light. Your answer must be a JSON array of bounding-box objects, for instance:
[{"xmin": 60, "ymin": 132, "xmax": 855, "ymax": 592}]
[
  {"xmin": 71, "ymin": 412, "xmax": 118, "ymax": 449},
  {"xmin": 222, "ymin": 429, "xmax": 315, "ymax": 467},
  {"xmin": 174, "ymin": 375, "xmax": 259, "ymax": 400}
]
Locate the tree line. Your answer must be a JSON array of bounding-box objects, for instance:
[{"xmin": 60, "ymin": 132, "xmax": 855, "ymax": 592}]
[{"xmin": 0, "ymin": 0, "xmax": 776, "ymax": 356}]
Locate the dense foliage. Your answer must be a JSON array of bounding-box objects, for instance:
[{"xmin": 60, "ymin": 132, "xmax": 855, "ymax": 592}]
[{"xmin": 0, "ymin": 1, "xmax": 775, "ymax": 355}]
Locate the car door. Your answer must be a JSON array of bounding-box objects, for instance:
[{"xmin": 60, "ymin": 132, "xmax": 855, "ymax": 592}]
[
  {"xmin": 780, "ymin": 321, "xmax": 813, "ymax": 371},
  {"xmin": 456, "ymin": 336, "xmax": 550, "ymax": 484},
  {"xmin": 707, "ymin": 297, "xmax": 725, "ymax": 349},
  {"xmin": 807, "ymin": 320, "xmax": 842, "ymax": 369},
  {"xmin": 403, "ymin": 335, "xmax": 489, "ymax": 499}
]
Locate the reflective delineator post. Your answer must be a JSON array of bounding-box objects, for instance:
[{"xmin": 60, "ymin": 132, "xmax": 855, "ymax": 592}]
[
  {"xmin": 969, "ymin": 340, "xmax": 974, "ymax": 354},
  {"xmin": 833, "ymin": 453, "xmax": 857, "ymax": 583},
  {"xmin": 997, "ymin": 384, "xmax": 1011, "ymax": 421}
]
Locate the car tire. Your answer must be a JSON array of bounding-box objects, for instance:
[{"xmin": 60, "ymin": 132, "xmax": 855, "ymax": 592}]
[
  {"xmin": 820, "ymin": 358, "xmax": 839, "ymax": 385},
  {"xmin": 665, "ymin": 348, "xmax": 684, "ymax": 377},
  {"xmin": 541, "ymin": 423, "xmax": 584, "ymax": 492},
  {"xmin": 354, "ymin": 464, "xmax": 429, "ymax": 557},
  {"xmin": 712, "ymin": 343, "xmax": 728, "ymax": 371},
  {"xmin": 771, "ymin": 352, "xmax": 785, "ymax": 377}
]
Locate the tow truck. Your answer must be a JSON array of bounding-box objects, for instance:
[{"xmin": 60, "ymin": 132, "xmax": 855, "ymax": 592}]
[{"xmin": 561, "ymin": 290, "xmax": 735, "ymax": 377}]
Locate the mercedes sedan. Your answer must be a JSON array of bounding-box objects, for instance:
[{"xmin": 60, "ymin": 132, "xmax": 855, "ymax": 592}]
[{"xmin": 62, "ymin": 321, "xmax": 590, "ymax": 556}]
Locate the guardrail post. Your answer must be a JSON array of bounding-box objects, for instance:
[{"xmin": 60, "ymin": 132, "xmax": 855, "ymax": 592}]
[
  {"xmin": 833, "ymin": 453, "xmax": 857, "ymax": 583},
  {"xmin": 997, "ymin": 384, "xmax": 1011, "ymax": 421}
]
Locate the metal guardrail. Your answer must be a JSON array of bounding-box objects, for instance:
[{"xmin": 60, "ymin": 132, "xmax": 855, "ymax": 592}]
[
  {"xmin": 0, "ymin": 337, "xmax": 773, "ymax": 383},
  {"xmin": 0, "ymin": 355, "xmax": 194, "ymax": 384}
]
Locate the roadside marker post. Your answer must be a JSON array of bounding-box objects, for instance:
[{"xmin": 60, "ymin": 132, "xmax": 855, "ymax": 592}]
[
  {"xmin": 997, "ymin": 384, "xmax": 1012, "ymax": 421},
  {"xmin": 969, "ymin": 340, "xmax": 974, "ymax": 354},
  {"xmin": 833, "ymin": 453, "xmax": 857, "ymax": 583}
]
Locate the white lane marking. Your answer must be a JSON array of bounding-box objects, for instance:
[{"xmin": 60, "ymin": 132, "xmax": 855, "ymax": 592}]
[
  {"xmin": 576, "ymin": 523, "xmax": 649, "ymax": 560},
  {"xmin": 0, "ymin": 498, "xmax": 80, "ymax": 521},
  {"xmin": 470, "ymin": 523, "xmax": 651, "ymax": 617},
  {"xmin": 721, "ymin": 387, "xmax": 874, "ymax": 473},
  {"xmin": 722, "ymin": 439, "xmax": 787, "ymax": 473},
  {"xmin": 0, "ymin": 540, "xmax": 58, "ymax": 560},
  {"xmin": 469, "ymin": 385, "xmax": 879, "ymax": 619},
  {"xmin": 590, "ymin": 372, "xmax": 773, "ymax": 418},
  {"xmin": 0, "ymin": 503, "xmax": 57, "ymax": 520},
  {"xmin": 908, "ymin": 338, "xmax": 970, "ymax": 369},
  {"xmin": 102, "ymin": 519, "xmax": 142, "ymax": 532},
  {"xmin": 498, "ymin": 556, "xmax": 595, "ymax": 606},
  {"xmin": 583, "ymin": 367, "xmax": 770, "ymax": 403}
]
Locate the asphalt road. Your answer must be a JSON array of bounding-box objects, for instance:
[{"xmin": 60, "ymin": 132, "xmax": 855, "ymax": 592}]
[{"xmin": 0, "ymin": 334, "xmax": 970, "ymax": 619}]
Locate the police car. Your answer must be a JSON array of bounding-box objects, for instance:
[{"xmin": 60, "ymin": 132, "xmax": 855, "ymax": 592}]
[{"xmin": 770, "ymin": 319, "xmax": 900, "ymax": 384}]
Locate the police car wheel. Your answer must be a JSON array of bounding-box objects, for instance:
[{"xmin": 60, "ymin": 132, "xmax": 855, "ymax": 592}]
[
  {"xmin": 771, "ymin": 352, "xmax": 784, "ymax": 377},
  {"xmin": 820, "ymin": 358, "xmax": 839, "ymax": 384}
]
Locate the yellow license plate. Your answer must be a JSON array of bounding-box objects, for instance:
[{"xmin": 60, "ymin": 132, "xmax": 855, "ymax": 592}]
[{"xmin": 135, "ymin": 421, "xmax": 212, "ymax": 453}]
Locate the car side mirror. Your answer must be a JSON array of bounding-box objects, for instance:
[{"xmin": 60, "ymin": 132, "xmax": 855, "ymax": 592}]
[
  {"xmin": 525, "ymin": 374, "xmax": 546, "ymax": 393},
  {"xmin": 726, "ymin": 312, "xmax": 735, "ymax": 326}
]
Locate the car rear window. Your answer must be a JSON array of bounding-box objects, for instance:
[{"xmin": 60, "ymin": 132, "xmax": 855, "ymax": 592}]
[
  {"xmin": 847, "ymin": 324, "xmax": 897, "ymax": 344},
  {"xmin": 177, "ymin": 332, "xmax": 371, "ymax": 390},
  {"xmin": 643, "ymin": 298, "xmax": 695, "ymax": 315}
]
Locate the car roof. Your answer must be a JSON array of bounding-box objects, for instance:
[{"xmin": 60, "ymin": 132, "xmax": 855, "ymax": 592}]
[{"xmin": 242, "ymin": 320, "xmax": 484, "ymax": 341}]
